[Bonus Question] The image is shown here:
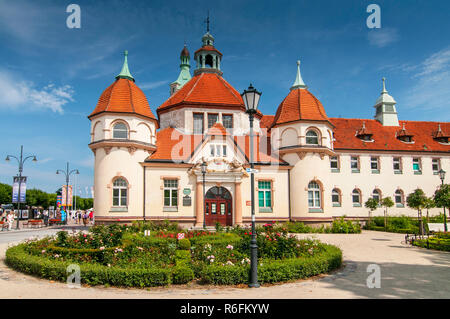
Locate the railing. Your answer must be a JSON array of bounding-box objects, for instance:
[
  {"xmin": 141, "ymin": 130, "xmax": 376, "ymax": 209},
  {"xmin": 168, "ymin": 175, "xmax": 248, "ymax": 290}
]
[{"xmin": 404, "ymin": 233, "xmax": 432, "ymax": 248}]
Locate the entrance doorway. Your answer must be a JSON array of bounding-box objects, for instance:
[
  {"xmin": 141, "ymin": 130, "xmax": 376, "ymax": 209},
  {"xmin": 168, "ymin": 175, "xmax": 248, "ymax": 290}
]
[{"xmin": 205, "ymin": 186, "xmax": 232, "ymax": 226}]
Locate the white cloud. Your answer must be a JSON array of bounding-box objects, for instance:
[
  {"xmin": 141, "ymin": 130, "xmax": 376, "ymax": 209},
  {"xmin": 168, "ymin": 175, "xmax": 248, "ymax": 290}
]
[
  {"xmin": 368, "ymin": 28, "xmax": 399, "ymax": 48},
  {"xmin": 139, "ymin": 80, "xmax": 169, "ymax": 90},
  {"xmin": 0, "ymin": 70, "xmax": 74, "ymax": 113},
  {"xmin": 403, "ymin": 47, "xmax": 450, "ymax": 117}
]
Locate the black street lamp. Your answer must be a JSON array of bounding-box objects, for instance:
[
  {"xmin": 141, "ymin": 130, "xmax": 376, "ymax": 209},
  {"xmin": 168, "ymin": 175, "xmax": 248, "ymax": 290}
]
[
  {"xmin": 438, "ymin": 168, "xmax": 447, "ymax": 232},
  {"xmin": 5, "ymin": 145, "xmax": 37, "ymax": 229},
  {"xmin": 241, "ymin": 83, "xmax": 261, "ymax": 288},
  {"xmin": 201, "ymin": 161, "xmax": 207, "ymax": 229},
  {"xmin": 56, "ymin": 162, "xmax": 79, "ymax": 225}
]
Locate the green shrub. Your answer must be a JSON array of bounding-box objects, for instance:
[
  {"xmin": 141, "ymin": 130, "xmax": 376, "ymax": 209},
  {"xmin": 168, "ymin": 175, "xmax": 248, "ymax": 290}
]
[
  {"xmin": 178, "ymin": 238, "xmax": 191, "ymax": 250},
  {"xmin": 200, "ymin": 244, "xmax": 342, "ymax": 285},
  {"xmin": 412, "ymin": 238, "xmax": 450, "ymax": 251},
  {"xmin": 172, "ymin": 265, "xmax": 194, "ymax": 284}
]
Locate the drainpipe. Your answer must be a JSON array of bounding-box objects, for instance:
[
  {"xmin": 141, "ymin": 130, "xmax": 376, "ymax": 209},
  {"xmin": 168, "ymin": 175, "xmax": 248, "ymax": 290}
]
[
  {"xmin": 143, "ymin": 164, "xmax": 146, "ymax": 222},
  {"xmin": 288, "ymin": 168, "xmax": 291, "ymax": 222}
]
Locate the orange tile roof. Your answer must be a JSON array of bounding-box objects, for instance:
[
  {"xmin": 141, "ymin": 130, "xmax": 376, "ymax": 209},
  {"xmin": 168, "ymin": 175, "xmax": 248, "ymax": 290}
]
[
  {"xmin": 272, "ymin": 88, "xmax": 329, "ymax": 127},
  {"xmin": 158, "ymin": 73, "xmax": 244, "ymax": 112},
  {"xmin": 147, "ymin": 128, "xmax": 287, "ymax": 165},
  {"xmin": 148, "ymin": 128, "xmax": 203, "ymax": 161},
  {"xmin": 194, "ymin": 45, "xmax": 223, "ymax": 56},
  {"xmin": 331, "ymin": 118, "xmax": 450, "ymax": 153},
  {"xmin": 206, "ymin": 122, "xmax": 230, "ymax": 136},
  {"xmin": 260, "ymin": 115, "xmax": 275, "ymax": 128},
  {"xmin": 89, "ymin": 78, "xmax": 157, "ymax": 122}
]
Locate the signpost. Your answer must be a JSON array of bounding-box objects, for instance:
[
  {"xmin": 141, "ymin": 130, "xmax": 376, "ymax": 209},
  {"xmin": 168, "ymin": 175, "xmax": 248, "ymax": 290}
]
[{"xmin": 246, "ymin": 168, "xmax": 259, "ymax": 174}]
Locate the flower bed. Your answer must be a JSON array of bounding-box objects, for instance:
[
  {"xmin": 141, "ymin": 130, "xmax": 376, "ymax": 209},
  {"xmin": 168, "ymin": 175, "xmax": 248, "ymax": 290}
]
[{"xmin": 5, "ymin": 223, "xmax": 342, "ymax": 288}]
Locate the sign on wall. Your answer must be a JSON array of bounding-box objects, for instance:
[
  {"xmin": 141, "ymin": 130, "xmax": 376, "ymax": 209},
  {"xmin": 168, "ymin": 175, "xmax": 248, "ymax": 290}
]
[
  {"xmin": 183, "ymin": 195, "xmax": 192, "ymax": 206},
  {"xmin": 12, "ymin": 176, "xmax": 27, "ymax": 203}
]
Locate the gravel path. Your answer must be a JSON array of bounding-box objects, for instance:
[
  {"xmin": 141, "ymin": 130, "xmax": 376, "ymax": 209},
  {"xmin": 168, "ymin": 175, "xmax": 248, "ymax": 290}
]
[{"xmin": 0, "ymin": 230, "xmax": 448, "ymax": 299}]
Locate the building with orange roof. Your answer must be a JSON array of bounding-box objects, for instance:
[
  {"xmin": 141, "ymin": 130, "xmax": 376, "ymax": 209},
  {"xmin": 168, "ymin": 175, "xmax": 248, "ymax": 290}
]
[{"xmin": 89, "ymin": 27, "xmax": 449, "ymax": 227}]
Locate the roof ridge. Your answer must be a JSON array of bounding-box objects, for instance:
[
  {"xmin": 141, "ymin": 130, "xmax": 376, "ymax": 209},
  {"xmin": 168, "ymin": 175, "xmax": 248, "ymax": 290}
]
[
  {"xmin": 184, "ymin": 73, "xmax": 203, "ymax": 102},
  {"xmin": 309, "ymin": 89, "xmax": 327, "ymax": 119},
  {"xmin": 105, "ymin": 80, "xmax": 120, "ymax": 112},
  {"xmin": 217, "ymin": 75, "xmax": 243, "ymax": 105},
  {"xmin": 126, "ymin": 79, "xmax": 136, "ymax": 113},
  {"xmin": 297, "ymin": 89, "xmax": 302, "ymax": 119}
]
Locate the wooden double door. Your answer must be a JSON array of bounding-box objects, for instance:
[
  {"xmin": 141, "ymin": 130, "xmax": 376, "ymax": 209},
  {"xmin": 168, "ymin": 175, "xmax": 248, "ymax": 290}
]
[{"xmin": 205, "ymin": 186, "xmax": 232, "ymax": 226}]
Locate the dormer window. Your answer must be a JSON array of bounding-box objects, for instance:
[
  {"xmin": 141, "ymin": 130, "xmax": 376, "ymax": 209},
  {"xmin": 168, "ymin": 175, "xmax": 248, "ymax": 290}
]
[
  {"xmin": 113, "ymin": 123, "xmax": 128, "ymax": 139},
  {"xmin": 356, "ymin": 122, "xmax": 373, "ymax": 141},
  {"xmin": 306, "ymin": 130, "xmax": 319, "ymax": 145},
  {"xmin": 396, "ymin": 123, "xmax": 414, "ymax": 143},
  {"xmin": 432, "ymin": 124, "xmax": 449, "ymax": 143}
]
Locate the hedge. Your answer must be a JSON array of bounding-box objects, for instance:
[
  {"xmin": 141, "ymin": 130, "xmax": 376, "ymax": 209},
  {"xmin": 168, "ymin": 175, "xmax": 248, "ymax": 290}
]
[
  {"xmin": 412, "ymin": 238, "xmax": 450, "ymax": 252},
  {"xmin": 189, "ymin": 233, "xmax": 241, "ymax": 247},
  {"xmin": 6, "ymin": 244, "xmax": 173, "ymax": 287},
  {"xmin": 200, "ymin": 244, "xmax": 342, "ymax": 285}
]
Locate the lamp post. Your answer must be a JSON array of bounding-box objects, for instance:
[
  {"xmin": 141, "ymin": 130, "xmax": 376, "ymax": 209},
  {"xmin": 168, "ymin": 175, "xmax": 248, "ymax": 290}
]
[
  {"xmin": 241, "ymin": 83, "xmax": 261, "ymax": 288},
  {"xmin": 438, "ymin": 168, "xmax": 447, "ymax": 232},
  {"xmin": 201, "ymin": 161, "xmax": 207, "ymax": 229},
  {"xmin": 5, "ymin": 145, "xmax": 37, "ymax": 229},
  {"xmin": 56, "ymin": 162, "xmax": 79, "ymax": 225}
]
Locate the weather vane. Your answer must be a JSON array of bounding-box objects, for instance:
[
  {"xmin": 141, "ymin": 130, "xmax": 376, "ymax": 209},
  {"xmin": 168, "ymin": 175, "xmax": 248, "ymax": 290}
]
[{"xmin": 204, "ymin": 10, "xmax": 210, "ymax": 33}]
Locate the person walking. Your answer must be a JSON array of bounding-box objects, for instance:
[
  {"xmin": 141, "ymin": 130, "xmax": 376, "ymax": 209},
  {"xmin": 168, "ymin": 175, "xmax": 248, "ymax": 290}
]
[
  {"xmin": 82, "ymin": 211, "xmax": 88, "ymax": 226},
  {"xmin": 77, "ymin": 210, "xmax": 82, "ymax": 224},
  {"xmin": 89, "ymin": 210, "xmax": 93, "ymax": 224},
  {"xmin": 7, "ymin": 211, "xmax": 14, "ymax": 231}
]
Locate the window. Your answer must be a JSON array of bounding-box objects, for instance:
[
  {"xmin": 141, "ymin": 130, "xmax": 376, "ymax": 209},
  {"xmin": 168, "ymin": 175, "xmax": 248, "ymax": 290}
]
[
  {"xmin": 163, "ymin": 179, "xmax": 178, "ymax": 208},
  {"xmin": 306, "ymin": 130, "xmax": 319, "ymax": 145},
  {"xmin": 351, "ymin": 156, "xmax": 359, "ymax": 172},
  {"xmin": 393, "ymin": 157, "xmax": 402, "ymax": 173},
  {"xmin": 222, "ymin": 114, "xmax": 233, "ymax": 129},
  {"xmin": 112, "ymin": 178, "xmax": 127, "ymax": 207},
  {"xmin": 210, "ymin": 144, "xmax": 226, "ymax": 157},
  {"xmin": 413, "ymin": 158, "xmax": 421, "ymax": 174},
  {"xmin": 308, "ymin": 181, "xmax": 321, "ymax": 209},
  {"xmin": 332, "ymin": 189, "xmax": 341, "ymax": 207},
  {"xmin": 371, "ymin": 157, "xmax": 380, "ymax": 173},
  {"xmin": 330, "ymin": 156, "xmax": 339, "ymax": 171},
  {"xmin": 258, "ymin": 181, "xmax": 272, "ymax": 211},
  {"xmin": 193, "ymin": 113, "xmax": 204, "ymax": 134},
  {"xmin": 112, "ymin": 123, "xmax": 128, "ymax": 139},
  {"xmin": 352, "ymin": 189, "xmax": 361, "ymax": 206},
  {"xmin": 395, "ymin": 190, "xmax": 404, "ymax": 207},
  {"xmin": 207, "ymin": 114, "xmax": 218, "ymax": 128},
  {"xmin": 432, "ymin": 159, "xmax": 440, "ymax": 174},
  {"xmin": 372, "ymin": 189, "xmax": 381, "ymax": 203}
]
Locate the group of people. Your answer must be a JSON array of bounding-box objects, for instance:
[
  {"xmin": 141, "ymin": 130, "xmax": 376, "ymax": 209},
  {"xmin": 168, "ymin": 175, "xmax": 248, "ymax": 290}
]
[
  {"xmin": 0, "ymin": 210, "xmax": 15, "ymax": 230},
  {"xmin": 71, "ymin": 210, "xmax": 94, "ymax": 226}
]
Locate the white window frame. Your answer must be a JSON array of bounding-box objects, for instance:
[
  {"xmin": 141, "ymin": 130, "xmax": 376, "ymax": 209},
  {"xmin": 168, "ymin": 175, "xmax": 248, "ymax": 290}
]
[
  {"xmin": 308, "ymin": 181, "xmax": 321, "ymax": 209},
  {"xmin": 112, "ymin": 123, "xmax": 128, "ymax": 139},
  {"xmin": 163, "ymin": 179, "xmax": 178, "ymax": 208},
  {"xmin": 112, "ymin": 178, "xmax": 128, "ymax": 207}
]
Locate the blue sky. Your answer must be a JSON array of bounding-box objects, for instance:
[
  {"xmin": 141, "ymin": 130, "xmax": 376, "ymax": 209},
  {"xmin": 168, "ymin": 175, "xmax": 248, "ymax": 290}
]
[{"xmin": 0, "ymin": 0, "xmax": 449, "ymax": 194}]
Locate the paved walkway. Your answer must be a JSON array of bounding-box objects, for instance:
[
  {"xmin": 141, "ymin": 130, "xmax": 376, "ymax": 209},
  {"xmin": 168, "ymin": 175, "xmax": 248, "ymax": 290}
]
[{"xmin": 0, "ymin": 231, "xmax": 448, "ymax": 298}]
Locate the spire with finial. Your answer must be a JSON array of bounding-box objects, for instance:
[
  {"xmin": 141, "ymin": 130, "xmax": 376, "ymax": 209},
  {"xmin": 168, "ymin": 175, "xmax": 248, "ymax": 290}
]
[
  {"xmin": 382, "ymin": 77, "xmax": 387, "ymax": 93},
  {"xmin": 374, "ymin": 76, "xmax": 398, "ymax": 126},
  {"xmin": 205, "ymin": 10, "xmax": 210, "ymax": 33},
  {"xmin": 116, "ymin": 50, "xmax": 134, "ymax": 81},
  {"xmin": 291, "ymin": 60, "xmax": 307, "ymax": 90}
]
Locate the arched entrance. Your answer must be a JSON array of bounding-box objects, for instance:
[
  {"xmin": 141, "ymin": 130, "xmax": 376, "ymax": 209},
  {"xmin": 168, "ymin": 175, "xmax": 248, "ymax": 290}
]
[{"xmin": 205, "ymin": 186, "xmax": 232, "ymax": 226}]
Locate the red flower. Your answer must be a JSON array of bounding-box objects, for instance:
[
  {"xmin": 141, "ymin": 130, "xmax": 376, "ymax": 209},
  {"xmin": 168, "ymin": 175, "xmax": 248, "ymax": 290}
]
[{"xmin": 244, "ymin": 232, "xmax": 248, "ymax": 235}]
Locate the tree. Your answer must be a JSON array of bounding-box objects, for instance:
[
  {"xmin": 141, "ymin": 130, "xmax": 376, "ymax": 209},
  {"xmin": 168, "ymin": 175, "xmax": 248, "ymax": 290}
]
[
  {"xmin": 381, "ymin": 197, "xmax": 394, "ymax": 230},
  {"xmin": 364, "ymin": 197, "xmax": 379, "ymax": 227},
  {"xmin": 423, "ymin": 197, "xmax": 435, "ymax": 223},
  {"xmin": 407, "ymin": 188, "xmax": 427, "ymax": 235},
  {"xmin": 0, "ymin": 183, "xmax": 12, "ymax": 205},
  {"xmin": 434, "ymin": 184, "xmax": 449, "ymax": 232}
]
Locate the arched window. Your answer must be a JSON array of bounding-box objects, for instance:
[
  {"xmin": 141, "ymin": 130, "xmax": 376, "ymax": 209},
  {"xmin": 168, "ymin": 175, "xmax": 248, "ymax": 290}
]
[
  {"xmin": 306, "ymin": 130, "xmax": 319, "ymax": 145},
  {"xmin": 395, "ymin": 189, "xmax": 404, "ymax": 207},
  {"xmin": 308, "ymin": 181, "xmax": 321, "ymax": 208},
  {"xmin": 352, "ymin": 189, "xmax": 361, "ymax": 206},
  {"xmin": 113, "ymin": 123, "xmax": 128, "ymax": 139},
  {"xmin": 113, "ymin": 178, "xmax": 128, "ymax": 207},
  {"xmin": 332, "ymin": 188, "xmax": 341, "ymax": 207},
  {"xmin": 372, "ymin": 189, "xmax": 381, "ymax": 203}
]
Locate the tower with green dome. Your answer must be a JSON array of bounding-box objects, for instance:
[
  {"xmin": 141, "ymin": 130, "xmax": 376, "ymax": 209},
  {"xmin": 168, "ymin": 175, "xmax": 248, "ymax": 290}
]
[{"xmin": 170, "ymin": 44, "xmax": 192, "ymax": 95}]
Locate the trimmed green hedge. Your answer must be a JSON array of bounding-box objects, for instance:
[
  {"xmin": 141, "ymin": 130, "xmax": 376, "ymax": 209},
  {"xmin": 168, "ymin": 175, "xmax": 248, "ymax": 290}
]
[
  {"xmin": 6, "ymin": 244, "xmax": 173, "ymax": 287},
  {"xmin": 200, "ymin": 244, "xmax": 342, "ymax": 285},
  {"xmin": 6, "ymin": 242, "xmax": 342, "ymax": 287},
  {"xmin": 412, "ymin": 238, "xmax": 450, "ymax": 252}
]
